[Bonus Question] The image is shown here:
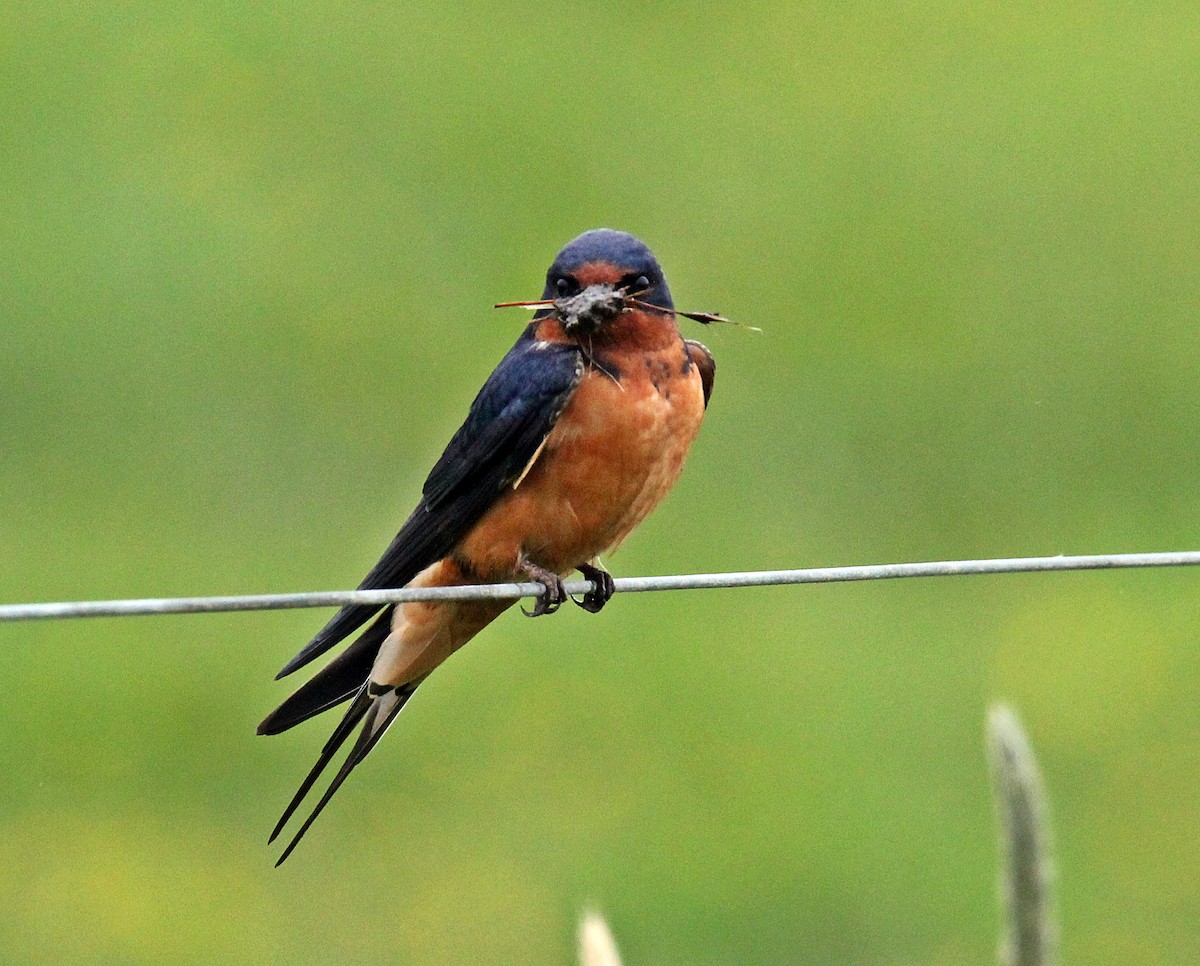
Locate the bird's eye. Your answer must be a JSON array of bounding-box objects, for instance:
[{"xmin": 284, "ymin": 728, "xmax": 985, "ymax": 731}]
[
  {"xmin": 635, "ymin": 275, "xmax": 651, "ymax": 290},
  {"xmin": 555, "ymin": 277, "xmax": 572, "ymax": 296}
]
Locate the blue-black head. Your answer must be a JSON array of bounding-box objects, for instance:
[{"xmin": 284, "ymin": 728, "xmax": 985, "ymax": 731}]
[{"xmin": 542, "ymin": 228, "xmax": 674, "ymax": 312}]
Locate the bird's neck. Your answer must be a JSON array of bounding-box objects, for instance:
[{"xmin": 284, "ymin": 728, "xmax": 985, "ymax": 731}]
[{"xmin": 533, "ymin": 309, "xmax": 681, "ymax": 354}]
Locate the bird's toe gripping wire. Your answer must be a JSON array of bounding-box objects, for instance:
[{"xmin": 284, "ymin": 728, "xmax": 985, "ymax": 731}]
[
  {"xmin": 518, "ymin": 558, "xmax": 567, "ymax": 617},
  {"xmin": 572, "ymin": 561, "xmax": 615, "ymax": 613}
]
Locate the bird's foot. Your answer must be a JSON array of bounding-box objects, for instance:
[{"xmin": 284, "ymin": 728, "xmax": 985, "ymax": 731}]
[
  {"xmin": 519, "ymin": 560, "xmax": 567, "ymax": 617},
  {"xmin": 572, "ymin": 561, "xmax": 615, "ymax": 613}
]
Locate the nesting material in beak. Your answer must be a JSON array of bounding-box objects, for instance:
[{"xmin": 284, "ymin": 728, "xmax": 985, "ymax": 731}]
[{"xmin": 556, "ymin": 284, "xmax": 626, "ymax": 333}]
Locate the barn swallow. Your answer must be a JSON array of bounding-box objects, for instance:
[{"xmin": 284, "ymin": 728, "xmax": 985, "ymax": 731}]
[{"xmin": 259, "ymin": 228, "xmax": 715, "ymax": 864}]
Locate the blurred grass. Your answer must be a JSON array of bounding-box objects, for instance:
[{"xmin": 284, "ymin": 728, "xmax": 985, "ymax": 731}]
[{"xmin": 2, "ymin": 1, "xmax": 1200, "ymax": 963}]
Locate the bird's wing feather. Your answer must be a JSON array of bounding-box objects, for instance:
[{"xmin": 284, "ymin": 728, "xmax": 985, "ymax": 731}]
[
  {"xmin": 257, "ymin": 606, "xmax": 394, "ymax": 735},
  {"xmin": 273, "ymin": 334, "xmax": 584, "ymax": 679},
  {"xmin": 421, "ymin": 342, "xmax": 585, "ymax": 511},
  {"xmin": 684, "ymin": 339, "xmax": 715, "ymax": 409}
]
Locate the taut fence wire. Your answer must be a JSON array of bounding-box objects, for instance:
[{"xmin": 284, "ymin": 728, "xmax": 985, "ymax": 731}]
[{"xmin": 2, "ymin": 551, "xmax": 1198, "ymax": 624}]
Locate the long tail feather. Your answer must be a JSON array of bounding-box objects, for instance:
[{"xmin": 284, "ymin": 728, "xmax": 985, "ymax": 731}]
[
  {"xmin": 268, "ymin": 686, "xmax": 374, "ymax": 844},
  {"xmin": 272, "ymin": 679, "xmax": 423, "ymax": 865}
]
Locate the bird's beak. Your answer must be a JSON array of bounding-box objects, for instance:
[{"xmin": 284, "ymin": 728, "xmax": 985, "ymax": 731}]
[{"xmin": 556, "ymin": 283, "xmax": 626, "ymax": 334}]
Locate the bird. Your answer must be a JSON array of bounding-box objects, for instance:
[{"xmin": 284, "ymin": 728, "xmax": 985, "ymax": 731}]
[{"xmin": 258, "ymin": 228, "xmax": 716, "ymax": 864}]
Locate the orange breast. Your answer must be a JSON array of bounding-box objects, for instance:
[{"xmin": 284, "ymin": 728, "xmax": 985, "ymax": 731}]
[{"xmin": 456, "ymin": 339, "xmax": 706, "ymax": 578}]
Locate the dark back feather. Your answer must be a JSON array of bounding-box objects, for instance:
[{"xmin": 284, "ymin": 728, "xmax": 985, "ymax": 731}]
[{"xmin": 273, "ymin": 331, "xmax": 583, "ymax": 679}]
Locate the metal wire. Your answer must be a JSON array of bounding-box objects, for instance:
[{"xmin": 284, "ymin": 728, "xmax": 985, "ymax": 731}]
[{"xmin": 1, "ymin": 551, "xmax": 1198, "ymax": 623}]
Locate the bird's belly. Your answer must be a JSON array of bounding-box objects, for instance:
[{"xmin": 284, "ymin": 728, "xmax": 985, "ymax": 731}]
[{"xmin": 457, "ymin": 357, "xmax": 705, "ymax": 577}]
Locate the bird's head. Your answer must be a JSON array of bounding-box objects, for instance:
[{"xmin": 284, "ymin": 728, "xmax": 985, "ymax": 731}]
[{"xmin": 540, "ymin": 229, "xmax": 674, "ymax": 336}]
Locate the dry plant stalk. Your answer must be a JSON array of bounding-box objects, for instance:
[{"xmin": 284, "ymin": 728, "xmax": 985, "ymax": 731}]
[
  {"xmin": 579, "ymin": 911, "xmax": 623, "ymax": 966},
  {"xmin": 987, "ymin": 704, "xmax": 1058, "ymax": 966}
]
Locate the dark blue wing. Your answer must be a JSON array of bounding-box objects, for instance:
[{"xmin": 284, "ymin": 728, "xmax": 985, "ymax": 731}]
[
  {"xmin": 422, "ymin": 341, "xmax": 584, "ymax": 513},
  {"xmin": 271, "ymin": 329, "xmax": 583, "ymax": 682}
]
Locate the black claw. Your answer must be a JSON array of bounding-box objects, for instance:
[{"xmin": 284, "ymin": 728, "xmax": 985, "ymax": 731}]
[
  {"xmin": 520, "ymin": 562, "xmax": 566, "ymax": 617},
  {"xmin": 573, "ymin": 562, "xmax": 615, "ymax": 613}
]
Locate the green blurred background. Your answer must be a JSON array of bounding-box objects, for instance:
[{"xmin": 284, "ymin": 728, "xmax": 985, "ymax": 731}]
[{"xmin": 2, "ymin": 2, "xmax": 1198, "ymax": 963}]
